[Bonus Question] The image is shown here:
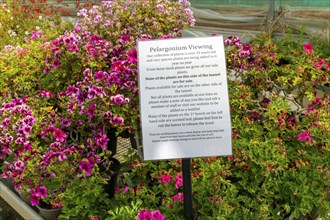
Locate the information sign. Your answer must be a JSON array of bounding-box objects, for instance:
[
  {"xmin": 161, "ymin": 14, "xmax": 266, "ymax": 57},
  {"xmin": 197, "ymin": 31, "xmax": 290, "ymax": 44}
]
[{"xmin": 138, "ymin": 36, "xmax": 232, "ymax": 160}]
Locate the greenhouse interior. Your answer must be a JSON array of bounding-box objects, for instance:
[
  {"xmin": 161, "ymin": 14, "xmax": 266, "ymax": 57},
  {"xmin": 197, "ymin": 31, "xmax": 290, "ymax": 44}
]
[{"xmin": 0, "ymin": 0, "xmax": 329, "ymax": 220}]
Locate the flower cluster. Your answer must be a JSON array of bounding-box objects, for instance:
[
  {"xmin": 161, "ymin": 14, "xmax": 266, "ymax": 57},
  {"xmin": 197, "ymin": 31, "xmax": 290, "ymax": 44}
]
[
  {"xmin": 0, "ymin": 97, "xmax": 35, "ymax": 160},
  {"xmin": 137, "ymin": 209, "xmax": 165, "ymax": 220}
]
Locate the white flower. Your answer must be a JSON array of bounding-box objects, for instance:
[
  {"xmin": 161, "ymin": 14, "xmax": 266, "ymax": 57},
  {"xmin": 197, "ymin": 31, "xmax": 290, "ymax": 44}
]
[
  {"xmin": 36, "ymin": 26, "xmax": 40, "ymax": 30},
  {"xmin": 39, "ymin": 15, "xmax": 42, "ymax": 20}
]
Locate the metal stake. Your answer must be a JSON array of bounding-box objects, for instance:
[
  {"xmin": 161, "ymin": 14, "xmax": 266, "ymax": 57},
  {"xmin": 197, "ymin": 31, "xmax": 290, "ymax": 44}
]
[{"xmin": 182, "ymin": 158, "xmax": 193, "ymax": 220}]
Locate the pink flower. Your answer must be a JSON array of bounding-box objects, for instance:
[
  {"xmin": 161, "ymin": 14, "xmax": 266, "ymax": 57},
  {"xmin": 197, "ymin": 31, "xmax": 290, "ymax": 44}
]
[
  {"xmin": 297, "ymin": 130, "xmax": 312, "ymax": 142},
  {"xmin": 137, "ymin": 209, "xmax": 152, "ymax": 220},
  {"xmin": 151, "ymin": 210, "xmax": 165, "ymax": 220},
  {"xmin": 53, "ymin": 129, "xmax": 67, "ymax": 142},
  {"xmin": 95, "ymin": 133, "xmax": 109, "ymax": 150},
  {"xmin": 110, "ymin": 94, "xmax": 125, "ymax": 105},
  {"xmin": 89, "ymin": 216, "xmax": 99, "ymax": 220},
  {"xmin": 79, "ymin": 161, "xmax": 94, "ymax": 176},
  {"xmin": 22, "ymin": 125, "xmax": 32, "ymax": 137},
  {"xmin": 159, "ymin": 173, "xmax": 171, "ymax": 184},
  {"xmin": 303, "ymin": 44, "xmax": 313, "ymax": 55},
  {"xmin": 175, "ymin": 174, "xmax": 183, "ymax": 189},
  {"xmin": 52, "ymin": 59, "xmax": 61, "ymax": 68},
  {"xmin": 35, "ymin": 186, "xmax": 48, "ymax": 199},
  {"xmin": 314, "ymin": 59, "xmax": 325, "ymax": 69},
  {"xmin": 171, "ymin": 192, "xmax": 184, "ymax": 203},
  {"xmin": 13, "ymin": 161, "xmax": 25, "ymax": 171},
  {"xmin": 30, "ymin": 192, "xmax": 40, "ymax": 206}
]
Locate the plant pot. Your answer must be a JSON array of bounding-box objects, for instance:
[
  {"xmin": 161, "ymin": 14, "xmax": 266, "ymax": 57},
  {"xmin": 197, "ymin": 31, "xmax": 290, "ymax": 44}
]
[
  {"xmin": 107, "ymin": 128, "xmax": 118, "ymax": 156},
  {"xmin": 0, "ymin": 177, "xmax": 15, "ymax": 191},
  {"xmin": 18, "ymin": 191, "xmax": 30, "ymax": 204},
  {"xmin": 36, "ymin": 203, "xmax": 62, "ymax": 220},
  {"xmin": 103, "ymin": 157, "xmax": 121, "ymax": 199}
]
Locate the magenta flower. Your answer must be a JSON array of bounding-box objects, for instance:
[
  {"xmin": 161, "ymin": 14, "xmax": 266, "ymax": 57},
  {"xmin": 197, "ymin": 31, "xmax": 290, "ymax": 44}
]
[
  {"xmin": 297, "ymin": 130, "xmax": 313, "ymax": 142},
  {"xmin": 22, "ymin": 125, "xmax": 32, "ymax": 137},
  {"xmin": 36, "ymin": 90, "xmax": 53, "ymax": 98},
  {"xmin": 110, "ymin": 116, "xmax": 124, "ymax": 126},
  {"xmin": 13, "ymin": 161, "xmax": 25, "ymax": 171},
  {"xmin": 110, "ymin": 94, "xmax": 125, "ymax": 105},
  {"xmin": 52, "ymin": 59, "xmax": 61, "ymax": 69},
  {"xmin": 1, "ymin": 118, "xmax": 10, "ymax": 129},
  {"xmin": 95, "ymin": 133, "xmax": 109, "ymax": 150},
  {"xmin": 53, "ymin": 129, "xmax": 67, "ymax": 142},
  {"xmin": 87, "ymin": 103, "xmax": 96, "ymax": 118},
  {"xmin": 151, "ymin": 210, "xmax": 165, "ymax": 220},
  {"xmin": 159, "ymin": 173, "xmax": 171, "ymax": 184},
  {"xmin": 137, "ymin": 209, "xmax": 152, "ymax": 220},
  {"xmin": 79, "ymin": 161, "xmax": 94, "ymax": 176},
  {"xmin": 35, "ymin": 186, "xmax": 48, "ymax": 199},
  {"xmin": 94, "ymin": 71, "xmax": 105, "ymax": 82},
  {"xmin": 171, "ymin": 192, "xmax": 184, "ymax": 203},
  {"xmin": 30, "ymin": 192, "xmax": 40, "ymax": 206},
  {"xmin": 175, "ymin": 174, "xmax": 183, "ymax": 189},
  {"xmin": 303, "ymin": 44, "xmax": 313, "ymax": 55}
]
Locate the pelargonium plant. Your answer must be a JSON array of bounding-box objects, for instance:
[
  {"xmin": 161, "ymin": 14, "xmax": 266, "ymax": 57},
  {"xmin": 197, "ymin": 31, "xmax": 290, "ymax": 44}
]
[
  {"xmin": 0, "ymin": 97, "xmax": 35, "ymax": 163},
  {"xmin": 2, "ymin": 106, "xmax": 114, "ymax": 208},
  {"xmin": 38, "ymin": 0, "xmax": 195, "ymax": 137},
  {"xmin": 107, "ymin": 33, "xmax": 329, "ymax": 219}
]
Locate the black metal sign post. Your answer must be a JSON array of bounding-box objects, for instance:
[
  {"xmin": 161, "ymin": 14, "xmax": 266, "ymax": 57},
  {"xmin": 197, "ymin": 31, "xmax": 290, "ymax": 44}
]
[{"xmin": 182, "ymin": 158, "xmax": 193, "ymax": 220}]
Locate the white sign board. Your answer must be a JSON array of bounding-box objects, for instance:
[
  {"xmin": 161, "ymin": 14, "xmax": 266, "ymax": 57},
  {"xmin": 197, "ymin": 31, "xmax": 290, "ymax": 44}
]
[{"xmin": 138, "ymin": 36, "xmax": 232, "ymax": 160}]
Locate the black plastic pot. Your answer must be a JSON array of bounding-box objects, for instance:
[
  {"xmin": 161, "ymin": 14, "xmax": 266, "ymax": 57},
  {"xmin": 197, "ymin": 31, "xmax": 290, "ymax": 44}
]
[{"xmin": 103, "ymin": 157, "xmax": 121, "ymax": 199}]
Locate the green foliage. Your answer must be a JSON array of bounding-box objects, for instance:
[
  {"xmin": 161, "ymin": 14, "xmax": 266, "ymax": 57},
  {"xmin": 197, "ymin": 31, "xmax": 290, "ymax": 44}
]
[{"xmin": 59, "ymin": 176, "xmax": 110, "ymax": 219}]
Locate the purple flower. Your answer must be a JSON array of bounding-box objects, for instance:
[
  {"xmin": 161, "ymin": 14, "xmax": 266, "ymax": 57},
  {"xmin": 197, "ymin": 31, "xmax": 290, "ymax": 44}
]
[
  {"xmin": 95, "ymin": 133, "xmax": 109, "ymax": 150},
  {"xmin": 22, "ymin": 125, "xmax": 32, "ymax": 137},
  {"xmin": 52, "ymin": 59, "xmax": 61, "ymax": 69},
  {"xmin": 35, "ymin": 186, "xmax": 47, "ymax": 199},
  {"xmin": 110, "ymin": 94, "xmax": 125, "ymax": 105},
  {"xmin": 94, "ymin": 71, "xmax": 105, "ymax": 82},
  {"xmin": 14, "ymin": 161, "xmax": 25, "ymax": 171},
  {"xmin": 127, "ymin": 49, "xmax": 137, "ymax": 63},
  {"xmin": 156, "ymin": 4, "xmax": 164, "ymax": 10},
  {"xmin": 36, "ymin": 90, "xmax": 53, "ymax": 98},
  {"xmin": 43, "ymin": 66, "xmax": 50, "ymax": 73},
  {"xmin": 30, "ymin": 192, "xmax": 40, "ymax": 206},
  {"xmin": 49, "ymin": 142, "xmax": 61, "ymax": 149},
  {"xmin": 110, "ymin": 116, "xmax": 124, "ymax": 126},
  {"xmin": 58, "ymin": 154, "xmax": 68, "ymax": 161},
  {"xmin": 87, "ymin": 103, "xmax": 96, "ymax": 118},
  {"xmin": 1, "ymin": 118, "xmax": 10, "ymax": 129},
  {"xmin": 79, "ymin": 161, "xmax": 94, "ymax": 176}
]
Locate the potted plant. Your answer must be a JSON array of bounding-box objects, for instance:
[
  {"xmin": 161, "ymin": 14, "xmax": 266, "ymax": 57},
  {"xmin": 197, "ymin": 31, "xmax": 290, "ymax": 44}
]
[{"xmin": 40, "ymin": 0, "xmax": 195, "ymax": 155}]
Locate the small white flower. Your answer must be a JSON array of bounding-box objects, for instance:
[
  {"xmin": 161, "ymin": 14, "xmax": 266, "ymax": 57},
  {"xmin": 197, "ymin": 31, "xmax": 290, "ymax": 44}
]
[
  {"xmin": 10, "ymin": 16, "xmax": 13, "ymax": 20},
  {"xmin": 36, "ymin": 26, "xmax": 40, "ymax": 30},
  {"xmin": 25, "ymin": 31, "xmax": 29, "ymax": 35},
  {"xmin": 39, "ymin": 15, "xmax": 42, "ymax": 20}
]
